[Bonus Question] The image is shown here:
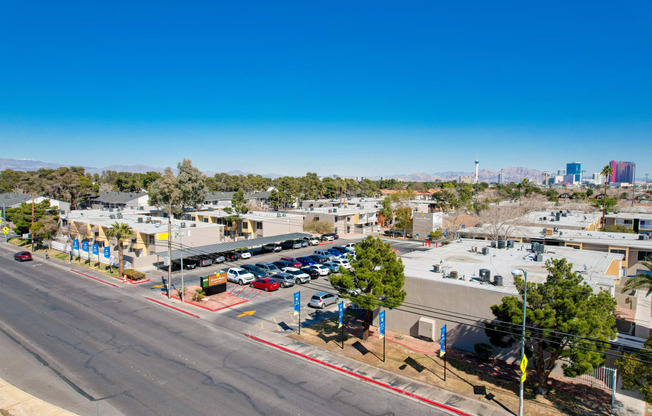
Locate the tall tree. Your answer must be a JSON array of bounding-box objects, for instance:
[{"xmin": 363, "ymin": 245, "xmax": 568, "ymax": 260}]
[
  {"xmin": 231, "ymin": 190, "xmax": 249, "ymax": 215},
  {"xmin": 106, "ymin": 222, "xmax": 134, "ymax": 277},
  {"xmin": 330, "ymin": 236, "xmax": 406, "ymax": 340},
  {"xmin": 616, "ymin": 334, "xmax": 652, "ymax": 404},
  {"xmin": 149, "ymin": 160, "xmax": 206, "ymax": 218},
  {"xmin": 600, "ymin": 164, "xmax": 613, "ymax": 229},
  {"xmin": 621, "ymin": 259, "xmax": 652, "ymax": 296},
  {"xmin": 486, "ymin": 259, "xmax": 616, "ymax": 395}
]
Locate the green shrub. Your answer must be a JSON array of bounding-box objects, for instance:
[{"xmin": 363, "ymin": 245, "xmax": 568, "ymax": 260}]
[
  {"xmin": 474, "ymin": 343, "xmax": 494, "ymax": 361},
  {"xmin": 192, "ymin": 289, "xmax": 205, "ymax": 302},
  {"xmin": 122, "ymin": 269, "xmax": 147, "ymax": 281}
]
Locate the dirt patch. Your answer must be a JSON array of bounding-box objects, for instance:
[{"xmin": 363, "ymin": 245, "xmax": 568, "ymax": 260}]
[
  {"xmin": 289, "ymin": 312, "xmax": 612, "ymax": 416},
  {"xmin": 173, "ymin": 285, "xmax": 248, "ymax": 311}
]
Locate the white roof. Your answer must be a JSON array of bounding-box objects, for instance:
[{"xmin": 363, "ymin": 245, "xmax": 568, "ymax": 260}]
[
  {"xmin": 400, "ymin": 239, "xmax": 622, "ymax": 295},
  {"xmin": 67, "ymin": 209, "xmax": 220, "ymax": 234},
  {"xmin": 517, "ymin": 210, "xmax": 601, "ymax": 229}
]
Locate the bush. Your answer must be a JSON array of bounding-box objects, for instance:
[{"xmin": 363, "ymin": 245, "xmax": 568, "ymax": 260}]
[
  {"xmin": 192, "ymin": 289, "xmax": 205, "ymax": 302},
  {"xmin": 603, "ymin": 224, "xmax": 636, "ymax": 234},
  {"xmin": 122, "ymin": 269, "xmax": 146, "ymax": 281},
  {"xmin": 474, "ymin": 343, "xmax": 494, "ymax": 361}
]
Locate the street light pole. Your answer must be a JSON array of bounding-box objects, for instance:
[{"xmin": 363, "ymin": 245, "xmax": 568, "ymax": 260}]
[
  {"xmin": 167, "ymin": 202, "xmax": 172, "ymax": 300},
  {"xmin": 512, "ymin": 269, "xmax": 528, "ymax": 416}
]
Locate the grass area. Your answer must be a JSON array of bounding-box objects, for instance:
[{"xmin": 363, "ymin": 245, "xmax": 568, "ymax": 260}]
[
  {"xmin": 7, "ymin": 238, "xmax": 121, "ymax": 278},
  {"xmin": 290, "ymin": 312, "xmax": 612, "ymax": 416}
]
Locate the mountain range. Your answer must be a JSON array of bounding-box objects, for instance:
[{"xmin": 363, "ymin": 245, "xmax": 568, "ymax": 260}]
[{"xmin": 0, "ymin": 157, "xmax": 542, "ymax": 183}]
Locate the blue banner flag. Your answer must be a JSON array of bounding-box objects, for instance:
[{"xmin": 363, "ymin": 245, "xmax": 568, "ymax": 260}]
[
  {"xmin": 379, "ymin": 311, "xmax": 385, "ymax": 339},
  {"xmin": 338, "ymin": 302, "xmax": 344, "ymax": 328},
  {"xmin": 293, "ymin": 291, "xmax": 300, "ymax": 315},
  {"xmin": 440, "ymin": 325, "xmax": 447, "ymax": 357},
  {"xmin": 104, "ymin": 247, "xmax": 110, "ymax": 258},
  {"xmin": 92, "ymin": 243, "xmax": 99, "ymax": 255},
  {"xmin": 72, "ymin": 239, "xmax": 79, "ymax": 250},
  {"xmin": 82, "ymin": 240, "xmax": 89, "ymax": 252}
]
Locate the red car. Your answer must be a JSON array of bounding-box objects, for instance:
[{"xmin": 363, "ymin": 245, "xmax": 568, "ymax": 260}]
[
  {"xmin": 14, "ymin": 251, "xmax": 33, "ymax": 262},
  {"xmin": 251, "ymin": 278, "xmax": 280, "ymax": 292},
  {"xmin": 280, "ymin": 257, "xmax": 302, "ymax": 268}
]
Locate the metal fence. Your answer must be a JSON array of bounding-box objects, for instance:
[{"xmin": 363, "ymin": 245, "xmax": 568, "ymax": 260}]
[{"xmin": 570, "ymin": 366, "xmax": 617, "ymax": 406}]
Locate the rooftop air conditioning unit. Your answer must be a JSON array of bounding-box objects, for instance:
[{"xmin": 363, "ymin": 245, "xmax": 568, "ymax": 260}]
[
  {"xmin": 138, "ymin": 206, "xmax": 144, "ymax": 210},
  {"xmin": 332, "ymin": 208, "xmax": 337, "ymax": 212},
  {"xmin": 116, "ymin": 213, "xmax": 123, "ymax": 219},
  {"xmin": 190, "ymin": 223, "xmax": 196, "ymax": 227},
  {"xmin": 137, "ymin": 217, "xmax": 143, "ymax": 223},
  {"xmin": 109, "ymin": 214, "xmax": 116, "ymax": 219},
  {"xmin": 180, "ymin": 222, "xmax": 186, "ymax": 228}
]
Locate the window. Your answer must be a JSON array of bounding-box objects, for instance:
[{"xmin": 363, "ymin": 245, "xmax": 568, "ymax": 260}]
[
  {"xmin": 314, "ymin": 217, "xmax": 320, "ymax": 222},
  {"xmin": 203, "ymin": 218, "xmax": 208, "ymax": 223},
  {"xmin": 638, "ymin": 250, "xmax": 652, "ymax": 261},
  {"xmin": 257, "ymin": 222, "xmax": 263, "ymax": 230},
  {"xmin": 242, "ymin": 222, "xmax": 248, "ymax": 229}
]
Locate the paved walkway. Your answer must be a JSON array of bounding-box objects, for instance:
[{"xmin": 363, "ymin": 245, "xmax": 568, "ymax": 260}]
[{"xmin": 0, "ymin": 376, "xmax": 78, "ymax": 416}]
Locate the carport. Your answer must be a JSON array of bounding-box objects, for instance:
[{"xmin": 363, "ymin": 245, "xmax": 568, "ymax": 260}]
[{"xmin": 154, "ymin": 232, "xmax": 313, "ymax": 261}]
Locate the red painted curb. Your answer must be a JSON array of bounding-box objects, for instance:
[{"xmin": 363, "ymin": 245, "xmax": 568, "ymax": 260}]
[
  {"xmin": 70, "ymin": 269, "xmax": 120, "ymax": 287},
  {"xmin": 166, "ymin": 294, "xmax": 249, "ymax": 312},
  {"xmin": 244, "ymin": 335, "xmax": 473, "ymax": 416},
  {"xmin": 145, "ymin": 297, "xmax": 200, "ymax": 318},
  {"xmin": 317, "ymin": 241, "xmax": 333, "ymax": 246}
]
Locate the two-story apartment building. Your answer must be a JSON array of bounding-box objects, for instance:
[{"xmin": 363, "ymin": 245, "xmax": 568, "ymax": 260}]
[
  {"xmin": 189, "ymin": 210, "xmax": 303, "ymax": 239},
  {"xmin": 296, "ymin": 207, "xmax": 379, "ymax": 235}
]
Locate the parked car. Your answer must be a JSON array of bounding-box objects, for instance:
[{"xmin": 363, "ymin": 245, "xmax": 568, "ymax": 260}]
[
  {"xmin": 262, "ymin": 243, "xmax": 282, "ymax": 252},
  {"xmin": 224, "ymin": 251, "xmax": 241, "ymax": 261},
  {"xmin": 331, "ymin": 246, "xmax": 351, "ymax": 255},
  {"xmin": 272, "ymin": 260, "xmax": 295, "ymax": 270},
  {"xmin": 344, "ymin": 243, "xmax": 357, "ymax": 251},
  {"xmin": 209, "ymin": 253, "xmax": 226, "ymax": 263},
  {"xmin": 307, "ymin": 254, "xmax": 329, "ymax": 264},
  {"xmin": 296, "ymin": 256, "xmax": 316, "ymax": 266},
  {"xmin": 301, "ymin": 267, "xmax": 321, "ymax": 280},
  {"xmin": 280, "ymin": 257, "xmax": 303, "ymax": 268},
  {"xmin": 198, "ymin": 255, "xmax": 213, "ymax": 267},
  {"xmin": 321, "ymin": 234, "xmax": 334, "ymax": 242},
  {"xmin": 173, "ymin": 259, "xmax": 197, "ymax": 270},
  {"xmin": 334, "ymin": 285, "xmax": 361, "ymax": 297},
  {"xmin": 227, "ymin": 267, "xmax": 255, "ymax": 285},
  {"xmin": 255, "ymin": 262, "xmax": 281, "ymax": 275},
  {"xmin": 303, "ymin": 236, "xmax": 320, "ymax": 246},
  {"xmin": 332, "ymin": 258, "xmax": 352, "ymax": 270},
  {"xmin": 305, "ymin": 264, "xmax": 331, "ymax": 276},
  {"xmin": 327, "ymin": 248, "xmax": 344, "ymax": 258},
  {"xmin": 241, "ymin": 264, "xmax": 267, "ymax": 279},
  {"xmin": 251, "ymin": 278, "xmax": 280, "ymax": 292},
  {"xmin": 309, "ymin": 292, "xmax": 339, "ymax": 308},
  {"xmin": 281, "ymin": 267, "xmax": 311, "ymax": 284},
  {"xmin": 239, "ymin": 251, "xmax": 252, "ymax": 259},
  {"xmin": 14, "ymin": 251, "xmax": 32, "ymax": 262},
  {"xmin": 268, "ymin": 272, "xmax": 296, "ymax": 288},
  {"xmin": 323, "ymin": 261, "xmax": 340, "ymax": 273},
  {"xmin": 299, "ymin": 239, "xmax": 309, "ymax": 247},
  {"xmin": 281, "ymin": 239, "xmax": 303, "ymax": 250}
]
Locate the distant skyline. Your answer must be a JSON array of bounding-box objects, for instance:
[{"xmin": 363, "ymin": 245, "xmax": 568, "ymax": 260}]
[{"xmin": 1, "ymin": 1, "xmax": 650, "ymax": 177}]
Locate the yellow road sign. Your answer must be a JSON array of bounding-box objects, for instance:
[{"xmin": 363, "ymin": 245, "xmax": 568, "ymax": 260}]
[
  {"xmin": 2, "ymin": 227, "xmax": 8, "ymax": 234},
  {"xmin": 237, "ymin": 310, "xmax": 256, "ymax": 318},
  {"xmin": 520, "ymin": 355, "xmax": 528, "ymax": 382}
]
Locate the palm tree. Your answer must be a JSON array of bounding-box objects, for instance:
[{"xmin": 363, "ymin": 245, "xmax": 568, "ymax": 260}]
[
  {"xmin": 106, "ymin": 222, "xmax": 133, "ymax": 277},
  {"xmin": 601, "ymin": 164, "xmax": 613, "ymax": 229},
  {"xmin": 621, "ymin": 260, "xmax": 652, "ymax": 297}
]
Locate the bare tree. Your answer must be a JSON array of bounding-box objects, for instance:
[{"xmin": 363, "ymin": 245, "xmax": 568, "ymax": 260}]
[{"xmin": 478, "ymin": 202, "xmax": 528, "ymax": 242}]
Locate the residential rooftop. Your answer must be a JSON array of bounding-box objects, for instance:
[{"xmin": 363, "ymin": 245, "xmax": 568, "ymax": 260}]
[
  {"xmin": 193, "ymin": 210, "xmax": 303, "ymax": 220},
  {"xmin": 67, "ymin": 209, "xmax": 220, "ymax": 234},
  {"xmin": 516, "ymin": 210, "xmax": 601, "ymax": 230},
  {"xmin": 400, "ymin": 239, "xmax": 622, "ymax": 295}
]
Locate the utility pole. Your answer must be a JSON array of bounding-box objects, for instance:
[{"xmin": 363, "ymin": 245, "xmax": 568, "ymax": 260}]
[
  {"xmin": 2, "ymin": 203, "xmax": 7, "ymax": 243},
  {"xmin": 167, "ymin": 202, "xmax": 172, "ymax": 300},
  {"xmin": 31, "ymin": 194, "xmax": 35, "ymax": 253}
]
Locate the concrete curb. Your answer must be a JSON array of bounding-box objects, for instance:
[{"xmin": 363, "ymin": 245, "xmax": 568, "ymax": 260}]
[{"xmin": 0, "ymin": 376, "xmax": 79, "ymax": 416}]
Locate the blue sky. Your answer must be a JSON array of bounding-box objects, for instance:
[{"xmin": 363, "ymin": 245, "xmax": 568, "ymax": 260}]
[{"xmin": 1, "ymin": 1, "xmax": 650, "ymax": 177}]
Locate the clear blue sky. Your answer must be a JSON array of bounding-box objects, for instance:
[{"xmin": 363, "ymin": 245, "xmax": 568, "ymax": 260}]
[{"xmin": 1, "ymin": 1, "xmax": 650, "ymax": 177}]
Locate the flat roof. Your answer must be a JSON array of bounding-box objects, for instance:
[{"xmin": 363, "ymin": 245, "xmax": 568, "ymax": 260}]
[
  {"xmin": 67, "ymin": 210, "xmax": 220, "ymax": 234},
  {"xmin": 607, "ymin": 212, "xmax": 652, "ymax": 221},
  {"xmin": 460, "ymin": 225, "xmax": 652, "ymax": 249},
  {"xmin": 193, "ymin": 210, "xmax": 304, "ymax": 220},
  {"xmin": 400, "ymin": 239, "xmax": 623, "ymax": 295},
  {"xmin": 517, "ymin": 210, "xmax": 601, "ymax": 229},
  {"xmin": 294, "ymin": 207, "xmax": 378, "ymax": 215},
  {"xmin": 154, "ymin": 232, "xmax": 313, "ymax": 260}
]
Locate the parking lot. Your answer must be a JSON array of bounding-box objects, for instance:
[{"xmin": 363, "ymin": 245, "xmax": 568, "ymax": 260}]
[{"xmin": 156, "ymin": 236, "xmax": 424, "ymax": 332}]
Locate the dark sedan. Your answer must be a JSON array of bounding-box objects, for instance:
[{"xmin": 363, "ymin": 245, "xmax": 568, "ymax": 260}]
[
  {"xmin": 241, "ymin": 264, "xmax": 267, "ymax": 279},
  {"xmin": 296, "ymin": 256, "xmax": 317, "ymax": 266}
]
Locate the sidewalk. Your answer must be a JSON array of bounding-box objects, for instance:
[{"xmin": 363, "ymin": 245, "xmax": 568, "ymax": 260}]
[{"xmin": 0, "ymin": 376, "xmax": 79, "ymax": 416}]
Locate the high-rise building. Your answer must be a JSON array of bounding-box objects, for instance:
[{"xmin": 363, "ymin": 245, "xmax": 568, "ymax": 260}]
[
  {"xmin": 566, "ymin": 162, "xmax": 582, "ymax": 182},
  {"xmin": 474, "ymin": 158, "xmax": 479, "ymax": 184},
  {"xmin": 609, "ymin": 161, "xmax": 635, "ymax": 184},
  {"xmin": 498, "ymin": 170, "xmax": 504, "ymax": 184}
]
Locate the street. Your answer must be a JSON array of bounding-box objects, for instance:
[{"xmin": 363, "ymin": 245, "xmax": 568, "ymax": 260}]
[{"xmin": 0, "ymin": 244, "xmax": 454, "ymax": 416}]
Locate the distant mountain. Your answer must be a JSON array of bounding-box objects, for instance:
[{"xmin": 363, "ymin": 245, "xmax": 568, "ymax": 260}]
[
  {"xmin": 0, "ymin": 158, "xmax": 543, "ymax": 183},
  {"xmin": 0, "ymin": 158, "xmax": 66, "ymax": 171}
]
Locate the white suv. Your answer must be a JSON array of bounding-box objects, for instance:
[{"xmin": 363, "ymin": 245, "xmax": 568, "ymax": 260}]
[{"xmin": 227, "ymin": 267, "xmax": 255, "ymax": 285}]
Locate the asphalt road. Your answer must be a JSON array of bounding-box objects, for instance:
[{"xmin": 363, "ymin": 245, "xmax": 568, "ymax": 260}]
[{"xmin": 0, "ymin": 246, "xmax": 454, "ymax": 416}]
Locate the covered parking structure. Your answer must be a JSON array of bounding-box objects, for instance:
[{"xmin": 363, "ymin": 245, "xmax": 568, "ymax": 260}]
[{"xmin": 154, "ymin": 232, "xmax": 313, "ymax": 261}]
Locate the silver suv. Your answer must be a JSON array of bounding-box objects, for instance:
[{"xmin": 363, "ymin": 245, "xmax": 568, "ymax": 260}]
[
  {"xmin": 309, "ymin": 292, "xmax": 339, "ymax": 309},
  {"xmin": 268, "ymin": 272, "xmax": 296, "ymax": 288}
]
